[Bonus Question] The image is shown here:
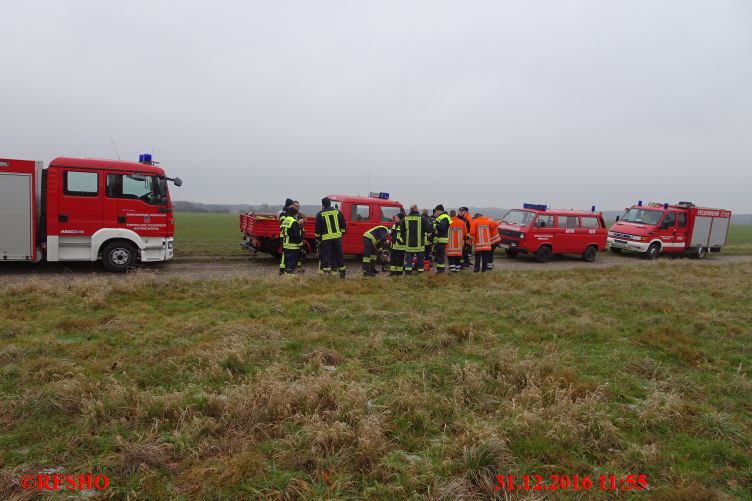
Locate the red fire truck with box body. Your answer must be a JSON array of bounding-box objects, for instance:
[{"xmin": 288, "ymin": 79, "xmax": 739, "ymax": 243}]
[
  {"xmin": 497, "ymin": 203, "xmax": 608, "ymax": 263},
  {"xmin": 608, "ymin": 201, "xmax": 731, "ymax": 259},
  {"xmin": 0, "ymin": 155, "xmax": 182, "ymax": 271},
  {"xmin": 240, "ymin": 193, "xmax": 404, "ymax": 257}
]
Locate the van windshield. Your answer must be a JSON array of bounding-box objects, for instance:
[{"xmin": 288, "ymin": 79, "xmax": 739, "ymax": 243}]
[
  {"xmin": 501, "ymin": 209, "xmax": 535, "ymax": 226},
  {"xmin": 620, "ymin": 208, "xmax": 664, "ymax": 225}
]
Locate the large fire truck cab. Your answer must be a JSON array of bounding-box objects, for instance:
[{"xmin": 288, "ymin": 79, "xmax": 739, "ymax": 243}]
[
  {"xmin": 497, "ymin": 203, "xmax": 608, "ymax": 263},
  {"xmin": 608, "ymin": 201, "xmax": 731, "ymax": 259},
  {"xmin": 0, "ymin": 155, "xmax": 182, "ymax": 271}
]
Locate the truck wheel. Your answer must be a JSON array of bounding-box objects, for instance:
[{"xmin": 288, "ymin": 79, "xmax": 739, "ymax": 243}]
[
  {"xmin": 102, "ymin": 241, "xmax": 137, "ymax": 272},
  {"xmin": 505, "ymin": 249, "xmax": 518, "ymax": 258},
  {"xmin": 582, "ymin": 245, "xmax": 597, "ymax": 262},
  {"xmin": 645, "ymin": 243, "xmax": 660, "ymax": 260},
  {"xmin": 534, "ymin": 245, "xmax": 552, "ymax": 263},
  {"xmin": 696, "ymin": 247, "xmax": 707, "ymax": 259},
  {"xmin": 610, "ymin": 247, "xmax": 622, "ymax": 254}
]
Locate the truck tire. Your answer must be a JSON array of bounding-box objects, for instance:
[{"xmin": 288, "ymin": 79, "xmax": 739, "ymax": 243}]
[
  {"xmin": 102, "ymin": 241, "xmax": 138, "ymax": 272},
  {"xmin": 505, "ymin": 249, "xmax": 518, "ymax": 258},
  {"xmin": 534, "ymin": 245, "xmax": 552, "ymax": 263},
  {"xmin": 610, "ymin": 247, "xmax": 622, "ymax": 254},
  {"xmin": 695, "ymin": 247, "xmax": 707, "ymax": 259},
  {"xmin": 645, "ymin": 243, "xmax": 660, "ymax": 260},
  {"xmin": 582, "ymin": 245, "xmax": 597, "ymax": 262}
]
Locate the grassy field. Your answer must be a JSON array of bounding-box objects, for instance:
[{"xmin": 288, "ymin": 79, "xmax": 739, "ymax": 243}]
[
  {"xmin": 173, "ymin": 212, "xmax": 752, "ymax": 257},
  {"xmin": 1, "ymin": 261, "xmax": 751, "ymax": 499}
]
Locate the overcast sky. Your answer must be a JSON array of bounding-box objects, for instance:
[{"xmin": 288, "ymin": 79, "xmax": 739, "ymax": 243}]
[{"xmin": 2, "ymin": 1, "xmax": 751, "ymax": 211}]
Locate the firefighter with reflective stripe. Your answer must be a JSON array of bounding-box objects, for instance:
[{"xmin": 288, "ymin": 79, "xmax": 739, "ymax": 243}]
[
  {"xmin": 446, "ymin": 209, "xmax": 466, "ymax": 272},
  {"xmin": 458, "ymin": 206, "xmax": 474, "ymax": 268},
  {"xmin": 315, "ymin": 197, "xmax": 347, "ymax": 278},
  {"xmin": 278, "ymin": 198, "xmax": 294, "ymax": 274},
  {"xmin": 279, "ymin": 207, "xmax": 303, "ymax": 274},
  {"xmin": 487, "ymin": 218, "xmax": 501, "ymax": 269},
  {"xmin": 362, "ymin": 225, "xmax": 389, "ymax": 277},
  {"xmin": 389, "ymin": 212, "xmax": 406, "ymax": 276},
  {"xmin": 402, "ymin": 204, "xmax": 430, "ymax": 274},
  {"xmin": 422, "ymin": 208, "xmax": 434, "ymax": 270},
  {"xmin": 470, "ymin": 213, "xmax": 494, "ymax": 272},
  {"xmin": 432, "ymin": 204, "xmax": 451, "ymax": 274}
]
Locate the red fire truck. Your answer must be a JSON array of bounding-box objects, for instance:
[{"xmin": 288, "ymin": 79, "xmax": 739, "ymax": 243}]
[
  {"xmin": 240, "ymin": 193, "xmax": 404, "ymax": 257},
  {"xmin": 0, "ymin": 155, "xmax": 182, "ymax": 271},
  {"xmin": 497, "ymin": 203, "xmax": 608, "ymax": 263},
  {"xmin": 608, "ymin": 201, "xmax": 731, "ymax": 259}
]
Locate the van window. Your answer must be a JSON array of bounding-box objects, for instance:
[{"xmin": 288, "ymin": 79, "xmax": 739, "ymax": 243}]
[
  {"xmin": 581, "ymin": 216, "xmax": 601, "ymax": 229},
  {"xmin": 557, "ymin": 216, "xmax": 580, "ymax": 228},
  {"xmin": 64, "ymin": 171, "xmax": 98, "ymax": 197},
  {"xmin": 351, "ymin": 204, "xmax": 370, "ymax": 221},
  {"xmin": 663, "ymin": 212, "xmax": 676, "ymax": 228},
  {"xmin": 535, "ymin": 215, "xmax": 555, "ymax": 228},
  {"xmin": 678, "ymin": 213, "xmax": 687, "ymax": 228},
  {"xmin": 380, "ymin": 206, "xmax": 401, "ymax": 222}
]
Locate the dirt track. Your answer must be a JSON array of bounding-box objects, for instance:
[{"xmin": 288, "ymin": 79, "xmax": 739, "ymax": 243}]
[{"xmin": 1, "ymin": 252, "xmax": 750, "ymax": 284}]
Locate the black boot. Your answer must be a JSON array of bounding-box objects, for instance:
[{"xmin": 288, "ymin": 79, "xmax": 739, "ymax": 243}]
[{"xmin": 339, "ymin": 269, "xmax": 346, "ymax": 279}]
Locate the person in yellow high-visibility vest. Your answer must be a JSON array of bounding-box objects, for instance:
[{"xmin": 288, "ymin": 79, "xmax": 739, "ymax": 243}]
[
  {"xmin": 432, "ymin": 204, "xmax": 451, "ymax": 274},
  {"xmin": 362, "ymin": 225, "xmax": 389, "ymax": 277},
  {"xmin": 315, "ymin": 197, "xmax": 347, "ymax": 278}
]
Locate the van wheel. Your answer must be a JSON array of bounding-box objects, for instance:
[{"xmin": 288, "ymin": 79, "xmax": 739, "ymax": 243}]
[
  {"xmin": 645, "ymin": 243, "xmax": 660, "ymax": 260},
  {"xmin": 610, "ymin": 247, "xmax": 622, "ymax": 254},
  {"xmin": 695, "ymin": 247, "xmax": 707, "ymax": 259},
  {"xmin": 505, "ymin": 249, "xmax": 518, "ymax": 258},
  {"xmin": 102, "ymin": 241, "xmax": 137, "ymax": 272},
  {"xmin": 534, "ymin": 245, "xmax": 552, "ymax": 263},
  {"xmin": 582, "ymin": 245, "xmax": 597, "ymax": 262}
]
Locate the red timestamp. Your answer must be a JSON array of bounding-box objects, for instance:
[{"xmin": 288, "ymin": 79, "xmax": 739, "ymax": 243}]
[{"xmin": 494, "ymin": 474, "xmax": 648, "ymax": 492}]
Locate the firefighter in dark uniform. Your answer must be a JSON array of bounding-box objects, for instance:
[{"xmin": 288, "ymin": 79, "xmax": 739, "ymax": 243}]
[
  {"xmin": 432, "ymin": 204, "xmax": 451, "ymax": 274},
  {"xmin": 362, "ymin": 225, "xmax": 389, "ymax": 277},
  {"xmin": 278, "ymin": 198, "xmax": 294, "ymax": 275},
  {"xmin": 280, "ymin": 206, "xmax": 303, "ymax": 274},
  {"xmin": 402, "ymin": 204, "xmax": 430, "ymax": 274},
  {"xmin": 422, "ymin": 208, "xmax": 435, "ymax": 270},
  {"xmin": 389, "ymin": 212, "xmax": 406, "ymax": 276},
  {"xmin": 315, "ymin": 197, "xmax": 347, "ymax": 278}
]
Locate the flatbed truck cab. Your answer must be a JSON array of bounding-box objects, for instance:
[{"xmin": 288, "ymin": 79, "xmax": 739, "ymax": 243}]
[
  {"xmin": 497, "ymin": 203, "xmax": 608, "ymax": 263},
  {"xmin": 0, "ymin": 155, "xmax": 182, "ymax": 271},
  {"xmin": 240, "ymin": 193, "xmax": 405, "ymax": 257},
  {"xmin": 608, "ymin": 201, "xmax": 731, "ymax": 259}
]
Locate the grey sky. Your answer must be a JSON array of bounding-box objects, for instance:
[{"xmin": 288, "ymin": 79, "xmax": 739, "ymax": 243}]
[{"xmin": 2, "ymin": 1, "xmax": 751, "ymax": 211}]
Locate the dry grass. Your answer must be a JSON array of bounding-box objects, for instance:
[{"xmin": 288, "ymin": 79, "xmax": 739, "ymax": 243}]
[{"xmin": 0, "ymin": 261, "xmax": 750, "ymax": 498}]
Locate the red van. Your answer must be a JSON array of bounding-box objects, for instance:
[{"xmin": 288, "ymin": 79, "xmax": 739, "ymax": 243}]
[{"xmin": 497, "ymin": 204, "xmax": 608, "ymax": 263}]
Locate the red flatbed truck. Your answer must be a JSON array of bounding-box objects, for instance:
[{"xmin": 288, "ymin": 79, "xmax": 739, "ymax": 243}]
[
  {"xmin": 0, "ymin": 155, "xmax": 182, "ymax": 271},
  {"xmin": 608, "ymin": 201, "xmax": 732, "ymax": 259},
  {"xmin": 240, "ymin": 194, "xmax": 405, "ymax": 257}
]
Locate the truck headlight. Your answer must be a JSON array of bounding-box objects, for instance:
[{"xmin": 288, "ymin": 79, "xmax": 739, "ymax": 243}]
[{"xmin": 631, "ymin": 235, "xmax": 642, "ymax": 241}]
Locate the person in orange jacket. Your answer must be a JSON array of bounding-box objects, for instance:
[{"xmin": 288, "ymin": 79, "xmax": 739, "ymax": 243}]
[
  {"xmin": 470, "ymin": 213, "xmax": 495, "ymax": 272},
  {"xmin": 488, "ymin": 218, "xmax": 501, "ymax": 269},
  {"xmin": 446, "ymin": 210, "xmax": 467, "ymax": 272},
  {"xmin": 458, "ymin": 206, "xmax": 473, "ymax": 268}
]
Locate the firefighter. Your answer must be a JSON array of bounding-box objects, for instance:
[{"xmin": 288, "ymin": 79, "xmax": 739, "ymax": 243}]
[
  {"xmin": 446, "ymin": 209, "xmax": 466, "ymax": 272},
  {"xmin": 470, "ymin": 213, "xmax": 494, "ymax": 272},
  {"xmin": 432, "ymin": 204, "xmax": 451, "ymax": 274},
  {"xmin": 402, "ymin": 204, "xmax": 430, "ymax": 275},
  {"xmin": 280, "ymin": 206, "xmax": 303, "ymax": 274},
  {"xmin": 362, "ymin": 225, "xmax": 389, "ymax": 277},
  {"xmin": 279, "ymin": 198, "xmax": 294, "ymax": 274},
  {"xmin": 488, "ymin": 218, "xmax": 501, "ymax": 269},
  {"xmin": 422, "ymin": 208, "xmax": 434, "ymax": 270},
  {"xmin": 458, "ymin": 206, "xmax": 473, "ymax": 268},
  {"xmin": 315, "ymin": 197, "xmax": 347, "ymax": 278},
  {"xmin": 389, "ymin": 212, "xmax": 406, "ymax": 276}
]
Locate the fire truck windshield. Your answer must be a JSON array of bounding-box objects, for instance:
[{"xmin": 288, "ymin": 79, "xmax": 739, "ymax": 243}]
[
  {"xmin": 621, "ymin": 208, "xmax": 664, "ymax": 225},
  {"xmin": 501, "ymin": 209, "xmax": 535, "ymax": 226}
]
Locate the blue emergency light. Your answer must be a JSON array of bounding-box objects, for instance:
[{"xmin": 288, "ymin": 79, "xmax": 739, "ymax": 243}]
[
  {"xmin": 523, "ymin": 203, "xmax": 547, "ymax": 211},
  {"xmin": 369, "ymin": 192, "xmax": 389, "ymax": 199},
  {"xmin": 638, "ymin": 200, "xmax": 643, "ymax": 206},
  {"xmin": 139, "ymin": 153, "xmax": 153, "ymax": 164},
  {"xmin": 591, "ymin": 205, "xmax": 596, "ymax": 212},
  {"xmin": 663, "ymin": 202, "xmax": 669, "ymax": 209}
]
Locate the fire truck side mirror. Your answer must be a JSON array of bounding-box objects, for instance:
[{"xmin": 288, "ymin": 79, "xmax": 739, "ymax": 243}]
[
  {"xmin": 615, "ymin": 215, "xmax": 620, "ymax": 222},
  {"xmin": 172, "ymin": 177, "xmax": 183, "ymax": 187}
]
